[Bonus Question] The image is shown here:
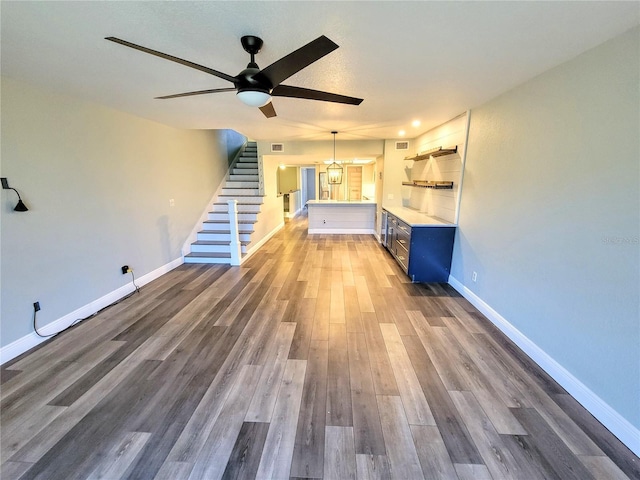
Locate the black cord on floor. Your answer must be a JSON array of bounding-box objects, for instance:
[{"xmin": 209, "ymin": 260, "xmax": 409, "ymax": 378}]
[
  {"xmin": 130, "ymin": 269, "xmax": 140, "ymax": 294},
  {"xmin": 32, "ymin": 273, "xmax": 141, "ymax": 338},
  {"xmin": 33, "ymin": 309, "xmax": 56, "ymax": 338},
  {"xmin": 33, "ymin": 306, "xmax": 89, "ymax": 339}
]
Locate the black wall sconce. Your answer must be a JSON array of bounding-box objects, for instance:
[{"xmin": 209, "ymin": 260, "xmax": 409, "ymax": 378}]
[{"xmin": 1, "ymin": 178, "xmax": 29, "ymax": 212}]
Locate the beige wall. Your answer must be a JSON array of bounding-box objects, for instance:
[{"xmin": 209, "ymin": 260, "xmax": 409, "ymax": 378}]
[
  {"xmin": 258, "ymin": 139, "xmax": 384, "ymax": 203},
  {"xmin": 250, "ymin": 154, "xmax": 286, "ymax": 248},
  {"xmin": 452, "ymin": 27, "xmax": 639, "ymax": 431},
  {"xmin": 381, "ymin": 139, "xmax": 412, "ymax": 208},
  {"xmin": 277, "ymin": 166, "xmax": 299, "ymax": 193},
  {"xmin": 257, "ymin": 139, "xmax": 384, "ymax": 160},
  {"xmin": 1, "ymin": 77, "xmax": 240, "ymax": 348}
]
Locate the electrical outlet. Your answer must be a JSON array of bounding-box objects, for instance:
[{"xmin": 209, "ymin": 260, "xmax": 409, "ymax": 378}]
[
  {"xmin": 472, "ymin": 271, "xmax": 478, "ymax": 282},
  {"xmin": 169, "ymin": 198, "xmax": 175, "ymax": 207},
  {"xmin": 33, "ymin": 301, "xmax": 41, "ymax": 312},
  {"xmin": 121, "ymin": 265, "xmax": 130, "ymax": 275}
]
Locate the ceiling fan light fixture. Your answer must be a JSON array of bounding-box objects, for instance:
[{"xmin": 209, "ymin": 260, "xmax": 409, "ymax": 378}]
[{"xmin": 237, "ymin": 90, "xmax": 272, "ymax": 107}]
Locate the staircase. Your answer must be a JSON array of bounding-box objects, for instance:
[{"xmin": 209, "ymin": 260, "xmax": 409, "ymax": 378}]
[{"xmin": 184, "ymin": 142, "xmax": 263, "ymax": 264}]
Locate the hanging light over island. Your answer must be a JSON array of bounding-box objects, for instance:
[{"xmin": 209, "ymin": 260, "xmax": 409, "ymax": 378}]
[{"xmin": 326, "ymin": 131, "xmax": 343, "ymax": 185}]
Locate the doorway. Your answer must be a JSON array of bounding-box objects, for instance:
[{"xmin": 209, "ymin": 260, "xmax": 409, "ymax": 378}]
[{"xmin": 301, "ymin": 167, "xmax": 316, "ymax": 204}]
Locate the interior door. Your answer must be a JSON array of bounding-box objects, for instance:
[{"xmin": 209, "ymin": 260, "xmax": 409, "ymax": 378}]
[
  {"xmin": 319, "ymin": 172, "xmax": 329, "ymax": 200},
  {"xmin": 347, "ymin": 166, "xmax": 362, "ymax": 201}
]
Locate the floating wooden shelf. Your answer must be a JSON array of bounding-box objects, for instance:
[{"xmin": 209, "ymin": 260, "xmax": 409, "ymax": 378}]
[
  {"xmin": 404, "ymin": 145, "xmax": 458, "ymax": 161},
  {"xmin": 404, "ymin": 152, "xmax": 431, "ymax": 161},
  {"xmin": 402, "ymin": 181, "xmax": 454, "ymax": 190}
]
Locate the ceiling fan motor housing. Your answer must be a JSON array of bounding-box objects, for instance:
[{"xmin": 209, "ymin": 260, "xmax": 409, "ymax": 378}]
[
  {"xmin": 236, "ymin": 66, "xmax": 272, "ymax": 95},
  {"xmin": 238, "ymin": 36, "xmax": 271, "ymax": 96}
]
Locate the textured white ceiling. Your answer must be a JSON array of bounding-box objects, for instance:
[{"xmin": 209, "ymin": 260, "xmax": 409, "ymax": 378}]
[{"xmin": 2, "ymin": 1, "xmax": 638, "ymax": 141}]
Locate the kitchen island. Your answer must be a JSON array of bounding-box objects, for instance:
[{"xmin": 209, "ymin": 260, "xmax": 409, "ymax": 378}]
[{"xmin": 307, "ymin": 200, "xmax": 377, "ymax": 234}]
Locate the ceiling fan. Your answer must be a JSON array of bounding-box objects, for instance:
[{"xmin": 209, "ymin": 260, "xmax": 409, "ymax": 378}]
[{"xmin": 105, "ymin": 35, "xmax": 363, "ymax": 118}]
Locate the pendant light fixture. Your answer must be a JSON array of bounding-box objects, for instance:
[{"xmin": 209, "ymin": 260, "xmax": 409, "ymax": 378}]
[{"xmin": 327, "ymin": 131, "xmax": 343, "ymax": 185}]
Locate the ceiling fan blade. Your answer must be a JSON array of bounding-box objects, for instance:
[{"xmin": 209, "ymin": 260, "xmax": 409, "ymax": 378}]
[
  {"xmin": 254, "ymin": 36, "xmax": 339, "ymax": 87},
  {"xmin": 272, "ymin": 84, "xmax": 363, "ymax": 105},
  {"xmin": 259, "ymin": 102, "xmax": 277, "ymax": 118},
  {"xmin": 105, "ymin": 37, "xmax": 237, "ymax": 83},
  {"xmin": 155, "ymin": 88, "xmax": 236, "ymax": 99}
]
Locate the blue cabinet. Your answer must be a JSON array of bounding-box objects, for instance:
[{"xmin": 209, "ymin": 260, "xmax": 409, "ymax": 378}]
[{"xmin": 385, "ymin": 211, "xmax": 455, "ymax": 283}]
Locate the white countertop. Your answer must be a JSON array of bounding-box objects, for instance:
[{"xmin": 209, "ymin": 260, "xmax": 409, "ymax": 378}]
[
  {"xmin": 383, "ymin": 206, "xmax": 456, "ymax": 227},
  {"xmin": 307, "ymin": 200, "xmax": 376, "ymax": 207}
]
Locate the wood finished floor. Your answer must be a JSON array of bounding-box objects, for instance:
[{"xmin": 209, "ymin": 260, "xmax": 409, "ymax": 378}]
[{"xmin": 2, "ymin": 214, "xmax": 639, "ymax": 480}]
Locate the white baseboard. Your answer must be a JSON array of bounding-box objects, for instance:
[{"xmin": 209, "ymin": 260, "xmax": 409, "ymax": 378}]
[
  {"xmin": 241, "ymin": 222, "xmax": 285, "ymax": 263},
  {"xmin": 448, "ymin": 275, "xmax": 640, "ymax": 457},
  {"xmin": 284, "ymin": 206, "xmax": 303, "ymax": 219},
  {"xmin": 1, "ymin": 257, "xmax": 184, "ymax": 365},
  {"xmin": 308, "ymin": 228, "xmax": 376, "ymax": 235}
]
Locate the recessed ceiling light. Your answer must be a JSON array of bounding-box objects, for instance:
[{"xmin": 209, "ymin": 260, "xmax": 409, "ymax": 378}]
[
  {"xmin": 412, "ymin": 120, "xmax": 421, "ymax": 128},
  {"xmin": 398, "ymin": 130, "xmax": 406, "ymax": 136}
]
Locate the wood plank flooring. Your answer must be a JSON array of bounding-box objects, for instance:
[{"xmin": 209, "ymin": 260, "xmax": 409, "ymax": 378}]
[{"xmin": 2, "ymin": 213, "xmax": 639, "ymax": 480}]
